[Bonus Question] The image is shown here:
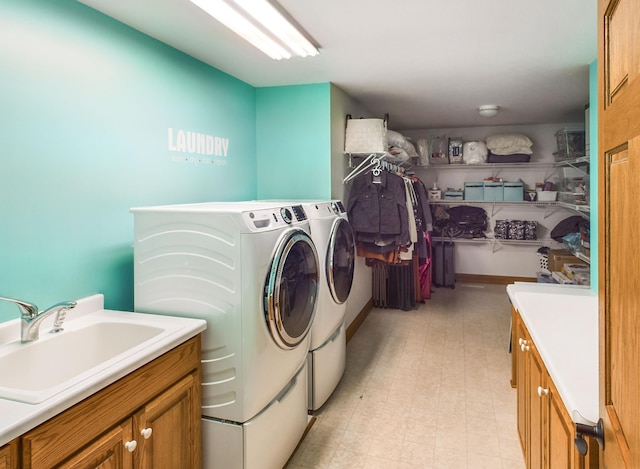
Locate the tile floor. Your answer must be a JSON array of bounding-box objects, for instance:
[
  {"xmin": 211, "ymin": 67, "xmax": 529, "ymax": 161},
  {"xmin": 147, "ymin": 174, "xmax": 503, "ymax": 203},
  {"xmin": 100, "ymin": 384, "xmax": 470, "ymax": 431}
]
[{"xmin": 287, "ymin": 282, "xmax": 526, "ymax": 469}]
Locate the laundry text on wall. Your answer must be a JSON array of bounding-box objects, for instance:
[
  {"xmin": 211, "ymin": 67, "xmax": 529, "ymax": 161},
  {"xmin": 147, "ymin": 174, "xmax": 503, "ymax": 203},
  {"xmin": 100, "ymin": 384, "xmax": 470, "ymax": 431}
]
[{"xmin": 168, "ymin": 128, "xmax": 229, "ymax": 157}]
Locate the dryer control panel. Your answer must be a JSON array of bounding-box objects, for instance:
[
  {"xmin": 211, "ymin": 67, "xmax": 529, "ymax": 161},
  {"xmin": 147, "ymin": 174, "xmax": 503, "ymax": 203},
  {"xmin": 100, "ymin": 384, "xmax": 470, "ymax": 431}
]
[{"xmin": 242, "ymin": 205, "xmax": 308, "ymax": 231}]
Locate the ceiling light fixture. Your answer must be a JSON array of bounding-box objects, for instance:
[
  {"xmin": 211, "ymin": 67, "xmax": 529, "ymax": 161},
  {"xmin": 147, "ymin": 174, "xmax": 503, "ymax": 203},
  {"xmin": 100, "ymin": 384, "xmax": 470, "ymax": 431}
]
[
  {"xmin": 478, "ymin": 105, "xmax": 500, "ymax": 118},
  {"xmin": 190, "ymin": 0, "xmax": 320, "ymax": 60}
]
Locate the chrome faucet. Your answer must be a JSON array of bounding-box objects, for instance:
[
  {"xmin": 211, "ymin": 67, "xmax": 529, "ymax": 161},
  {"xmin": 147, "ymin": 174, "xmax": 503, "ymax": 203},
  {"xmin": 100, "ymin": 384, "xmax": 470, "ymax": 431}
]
[{"xmin": 0, "ymin": 296, "xmax": 77, "ymax": 343}]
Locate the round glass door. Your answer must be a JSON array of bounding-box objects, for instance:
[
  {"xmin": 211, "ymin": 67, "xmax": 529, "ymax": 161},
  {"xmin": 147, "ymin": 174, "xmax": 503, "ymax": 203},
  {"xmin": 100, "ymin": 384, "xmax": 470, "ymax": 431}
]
[
  {"xmin": 264, "ymin": 228, "xmax": 319, "ymax": 350},
  {"xmin": 327, "ymin": 217, "xmax": 355, "ymax": 304}
]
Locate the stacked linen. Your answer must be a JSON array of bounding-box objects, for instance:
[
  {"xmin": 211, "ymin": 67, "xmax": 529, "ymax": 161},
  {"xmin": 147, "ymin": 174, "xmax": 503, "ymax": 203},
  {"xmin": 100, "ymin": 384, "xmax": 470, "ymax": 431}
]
[{"xmin": 485, "ymin": 133, "xmax": 533, "ymax": 163}]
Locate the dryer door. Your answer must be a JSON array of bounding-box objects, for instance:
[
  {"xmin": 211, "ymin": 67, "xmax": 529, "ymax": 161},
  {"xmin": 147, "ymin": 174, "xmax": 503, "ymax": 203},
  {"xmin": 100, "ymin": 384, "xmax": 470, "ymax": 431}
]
[
  {"xmin": 327, "ymin": 217, "xmax": 356, "ymax": 304},
  {"xmin": 265, "ymin": 228, "xmax": 319, "ymax": 350}
]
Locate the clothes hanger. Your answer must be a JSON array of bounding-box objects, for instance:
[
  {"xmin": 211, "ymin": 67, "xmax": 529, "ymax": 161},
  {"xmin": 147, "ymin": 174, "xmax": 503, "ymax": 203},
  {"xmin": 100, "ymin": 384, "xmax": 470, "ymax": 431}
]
[{"xmin": 343, "ymin": 153, "xmax": 383, "ymax": 183}]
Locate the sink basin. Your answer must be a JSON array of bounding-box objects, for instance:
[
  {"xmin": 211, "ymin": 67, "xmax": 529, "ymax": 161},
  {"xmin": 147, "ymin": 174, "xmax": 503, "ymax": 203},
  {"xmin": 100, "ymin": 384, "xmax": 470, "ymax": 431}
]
[{"xmin": 0, "ymin": 321, "xmax": 164, "ymax": 404}]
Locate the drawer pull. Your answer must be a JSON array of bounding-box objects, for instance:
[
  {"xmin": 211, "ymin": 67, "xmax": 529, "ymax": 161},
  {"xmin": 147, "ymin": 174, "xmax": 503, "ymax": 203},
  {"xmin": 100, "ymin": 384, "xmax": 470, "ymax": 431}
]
[
  {"xmin": 521, "ymin": 343, "xmax": 530, "ymax": 352},
  {"xmin": 141, "ymin": 428, "xmax": 153, "ymax": 439},
  {"xmin": 124, "ymin": 440, "xmax": 137, "ymax": 452},
  {"xmin": 537, "ymin": 386, "xmax": 549, "ymax": 397}
]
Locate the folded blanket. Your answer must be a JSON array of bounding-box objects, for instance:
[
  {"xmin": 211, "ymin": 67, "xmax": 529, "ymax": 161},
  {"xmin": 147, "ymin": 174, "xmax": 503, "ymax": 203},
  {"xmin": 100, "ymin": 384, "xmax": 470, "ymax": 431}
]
[{"xmin": 487, "ymin": 153, "xmax": 531, "ymax": 163}]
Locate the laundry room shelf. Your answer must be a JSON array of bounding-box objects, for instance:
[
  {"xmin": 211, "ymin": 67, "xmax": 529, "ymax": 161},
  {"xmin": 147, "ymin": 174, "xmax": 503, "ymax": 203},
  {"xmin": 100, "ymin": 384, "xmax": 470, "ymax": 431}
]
[
  {"xmin": 428, "ymin": 200, "xmax": 560, "ymax": 208},
  {"xmin": 431, "ymin": 236, "xmax": 563, "ymax": 253},
  {"xmin": 424, "ymin": 162, "xmax": 555, "ymax": 170}
]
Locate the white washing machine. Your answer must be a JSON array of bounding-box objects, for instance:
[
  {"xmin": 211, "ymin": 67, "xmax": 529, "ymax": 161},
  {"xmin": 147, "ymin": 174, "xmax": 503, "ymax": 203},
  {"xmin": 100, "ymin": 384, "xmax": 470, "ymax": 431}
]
[
  {"xmin": 300, "ymin": 200, "xmax": 355, "ymax": 411},
  {"xmin": 131, "ymin": 201, "xmax": 319, "ymax": 469}
]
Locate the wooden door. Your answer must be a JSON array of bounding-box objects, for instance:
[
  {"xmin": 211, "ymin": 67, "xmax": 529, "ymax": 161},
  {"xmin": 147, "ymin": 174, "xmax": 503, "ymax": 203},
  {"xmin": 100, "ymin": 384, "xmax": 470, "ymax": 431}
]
[
  {"xmin": 60, "ymin": 422, "xmax": 133, "ymax": 469},
  {"xmin": 598, "ymin": 0, "xmax": 640, "ymax": 467},
  {"xmin": 528, "ymin": 345, "xmax": 545, "ymax": 469},
  {"xmin": 547, "ymin": 379, "xmax": 573, "ymax": 469},
  {"xmin": 0, "ymin": 441, "xmax": 18, "ymax": 469},
  {"xmin": 514, "ymin": 309, "xmax": 529, "ymax": 453},
  {"xmin": 133, "ymin": 373, "xmax": 201, "ymax": 469}
]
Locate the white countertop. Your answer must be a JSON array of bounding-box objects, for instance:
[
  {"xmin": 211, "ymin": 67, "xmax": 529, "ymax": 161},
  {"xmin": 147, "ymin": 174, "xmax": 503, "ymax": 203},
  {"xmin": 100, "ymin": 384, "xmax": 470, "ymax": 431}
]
[
  {"xmin": 507, "ymin": 282, "xmax": 599, "ymax": 424},
  {"xmin": 0, "ymin": 294, "xmax": 206, "ymax": 447}
]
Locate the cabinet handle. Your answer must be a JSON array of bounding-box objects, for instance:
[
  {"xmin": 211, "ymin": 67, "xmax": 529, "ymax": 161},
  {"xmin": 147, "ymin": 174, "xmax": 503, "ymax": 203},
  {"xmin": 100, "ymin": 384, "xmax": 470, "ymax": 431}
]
[
  {"xmin": 518, "ymin": 338, "xmax": 526, "ymax": 346},
  {"xmin": 521, "ymin": 343, "xmax": 530, "ymax": 352},
  {"xmin": 124, "ymin": 440, "xmax": 137, "ymax": 452},
  {"xmin": 537, "ymin": 386, "xmax": 549, "ymax": 397},
  {"xmin": 141, "ymin": 427, "xmax": 153, "ymax": 439}
]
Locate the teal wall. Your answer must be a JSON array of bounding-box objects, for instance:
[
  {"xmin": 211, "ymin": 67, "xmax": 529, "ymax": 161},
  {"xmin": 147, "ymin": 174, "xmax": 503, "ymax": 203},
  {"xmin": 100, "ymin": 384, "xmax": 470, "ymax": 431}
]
[
  {"xmin": 256, "ymin": 83, "xmax": 331, "ymax": 199},
  {"xmin": 0, "ymin": 0, "xmax": 259, "ymax": 320},
  {"xmin": 589, "ymin": 60, "xmax": 598, "ymax": 293}
]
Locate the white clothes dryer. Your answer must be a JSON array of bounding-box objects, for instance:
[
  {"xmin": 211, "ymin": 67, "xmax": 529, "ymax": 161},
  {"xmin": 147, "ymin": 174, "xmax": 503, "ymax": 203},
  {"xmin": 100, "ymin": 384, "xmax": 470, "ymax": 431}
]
[
  {"xmin": 300, "ymin": 200, "xmax": 355, "ymax": 411},
  {"xmin": 131, "ymin": 201, "xmax": 319, "ymax": 469}
]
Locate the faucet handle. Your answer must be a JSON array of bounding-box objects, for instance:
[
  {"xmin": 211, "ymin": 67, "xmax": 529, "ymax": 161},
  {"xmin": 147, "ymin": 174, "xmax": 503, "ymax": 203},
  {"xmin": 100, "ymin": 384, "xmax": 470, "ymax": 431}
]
[
  {"xmin": 0, "ymin": 296, "xmax": 39, "ymax": 318},
  {"xmin": 50, "ymin": 302, "xmax": 77, "ymax": 333}
]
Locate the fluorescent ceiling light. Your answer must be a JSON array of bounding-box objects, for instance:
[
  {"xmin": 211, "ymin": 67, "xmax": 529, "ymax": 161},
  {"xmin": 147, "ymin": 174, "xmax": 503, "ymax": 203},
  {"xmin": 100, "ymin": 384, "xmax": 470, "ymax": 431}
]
[{"xmin": 190, "ymin": 0, "xmax": 320, "ymax": 60}]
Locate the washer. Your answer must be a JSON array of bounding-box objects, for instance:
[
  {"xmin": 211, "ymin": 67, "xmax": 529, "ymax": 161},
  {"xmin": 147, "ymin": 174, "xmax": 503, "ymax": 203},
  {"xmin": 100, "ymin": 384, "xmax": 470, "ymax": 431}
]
[
  {"xmin": 131, "ymin": 201, "xmax": 319, "ymax": 469},
  {"xmin": 300, "ymin": 200, "xmax": 355, "ymax": 411}
]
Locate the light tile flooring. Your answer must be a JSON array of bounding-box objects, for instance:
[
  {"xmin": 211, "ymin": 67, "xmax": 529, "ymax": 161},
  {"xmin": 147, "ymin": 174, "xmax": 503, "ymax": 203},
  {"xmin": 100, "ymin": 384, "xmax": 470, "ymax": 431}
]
[{"xmin": 287, "ymin": 283, "xmax": 526, "ymax": 469}]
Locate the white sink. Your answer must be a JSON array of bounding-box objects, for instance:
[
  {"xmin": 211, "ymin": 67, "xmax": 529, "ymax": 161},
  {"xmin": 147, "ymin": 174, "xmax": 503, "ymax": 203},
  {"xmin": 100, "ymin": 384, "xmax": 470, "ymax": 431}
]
[
  {"xmin": 0, "ymin": 294, "xmax": 206, "ymax": 449},
  {"xmin": 0, "ymin": 321, "xmax": 165, "ymax": 404}
]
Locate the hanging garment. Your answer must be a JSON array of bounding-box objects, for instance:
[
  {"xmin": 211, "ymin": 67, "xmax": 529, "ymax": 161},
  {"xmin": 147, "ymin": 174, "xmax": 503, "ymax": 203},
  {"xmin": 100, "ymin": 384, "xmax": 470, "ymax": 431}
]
[
  {"xmin": 399, "ymin": 178, "xmax": 418, "ymax": 261},
  {"xmin": 347, "ymin": 170, "xmax": 410, "ymax": 248},
  {"xmin": 418, "ymin": 233, "xmax": 433, "ymax": 300}
]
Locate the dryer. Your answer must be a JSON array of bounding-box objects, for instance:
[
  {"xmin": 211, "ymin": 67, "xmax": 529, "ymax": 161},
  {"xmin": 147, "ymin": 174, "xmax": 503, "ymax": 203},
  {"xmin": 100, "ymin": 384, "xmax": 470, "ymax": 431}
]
[
  {"xmin": 131, "ymin": 201, "xmax": 319, "ymax": 469},
  {"xmin": 301, "ymin": 200, "xmax": 355, "ymax": 411}
]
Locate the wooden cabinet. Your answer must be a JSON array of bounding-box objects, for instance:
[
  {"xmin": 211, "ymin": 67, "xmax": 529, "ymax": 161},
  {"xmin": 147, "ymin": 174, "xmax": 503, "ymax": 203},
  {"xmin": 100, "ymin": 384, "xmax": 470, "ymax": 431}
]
[
  {"xmin": 19, "ymin": 336, "xmax": 202, "ymax": 469},
  {"xmin": 0, "ymin": 440, "xmax": 18, "ymax": 469},
  {"xmin": 512, "ymin": 307, "xmax": 596, "ymax": 469},
  {"xmin": 512, "ymin": 306, "xmax": 528, "ymax": 452}
]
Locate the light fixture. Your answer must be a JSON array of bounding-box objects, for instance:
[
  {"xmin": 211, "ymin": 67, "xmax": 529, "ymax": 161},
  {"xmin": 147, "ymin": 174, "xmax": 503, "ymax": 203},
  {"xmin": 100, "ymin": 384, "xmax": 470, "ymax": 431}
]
[
  {"xmin": 478, "ymin": 105, "xmax": 500, "ymax": 118},
  {"xmin": 190, "ymin": 0, "xmax": 320, "ymax": 60}
]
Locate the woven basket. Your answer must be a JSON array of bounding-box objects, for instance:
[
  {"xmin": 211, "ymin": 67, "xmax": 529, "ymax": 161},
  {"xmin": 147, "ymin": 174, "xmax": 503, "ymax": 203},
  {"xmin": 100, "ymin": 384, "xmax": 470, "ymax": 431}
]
[{"xmin": 344, "ymin": 115, "xmax": 388, "ymax": 153}]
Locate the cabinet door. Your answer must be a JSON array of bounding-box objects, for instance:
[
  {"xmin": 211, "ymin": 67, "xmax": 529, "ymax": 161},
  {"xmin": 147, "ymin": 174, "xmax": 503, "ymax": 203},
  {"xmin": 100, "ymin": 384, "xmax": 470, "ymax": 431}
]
[
  {"xmin": 514, "ymin": 310, "xmax": 529, "ymax": 453},
  {"xmin": 528, "ymin": 344, "xmax": 545, "ymax": 469},
  {"xmin": 0, "ymin": 441, "xmax": 18, "ymax": 469},
  {"xmin": 546, "ymin": 379, "xmax": 573, "ymax": 469},
  {"xmin": 133, "ymin": 373, "xmax": 201, "ymax": 469},
  {"xmin": 60, "ymin": 421, "xmax": 133, "ymax": 469}
]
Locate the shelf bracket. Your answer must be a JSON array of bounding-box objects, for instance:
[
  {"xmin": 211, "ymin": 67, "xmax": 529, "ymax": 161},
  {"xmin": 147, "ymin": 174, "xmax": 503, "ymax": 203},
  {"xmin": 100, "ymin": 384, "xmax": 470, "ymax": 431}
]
[{"xmin": 542, "ymin": 204, "xmax": 555, "ymax": 219}]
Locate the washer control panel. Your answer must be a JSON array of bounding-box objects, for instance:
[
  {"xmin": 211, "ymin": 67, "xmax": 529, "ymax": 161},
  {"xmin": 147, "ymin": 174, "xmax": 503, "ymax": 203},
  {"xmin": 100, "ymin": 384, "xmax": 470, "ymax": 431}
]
[{"xmin": 242, "ymin": 205, "xmax": 308, "ymax": 231}]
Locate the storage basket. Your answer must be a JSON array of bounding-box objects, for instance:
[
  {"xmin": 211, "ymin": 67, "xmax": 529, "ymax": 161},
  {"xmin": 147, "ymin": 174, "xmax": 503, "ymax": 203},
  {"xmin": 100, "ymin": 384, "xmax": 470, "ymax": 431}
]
[
  {"xmin": 537, "ymin": 191, "xmax": 557, "ymax": 202},
  {"xmin": 464, "ymin": 182, "xmax": 484, "ymax": 201},
  {"xmin": 555, "ymin": 126, "xmax": 586, "ymax": 160},
  {"xmin": 538, "ymin": 252, "xmax": 549, "ymax": 272},
  {"xmin": 344, "ymin": 114, "xmax": 388, "ymax": 154},
  {"xmin": 484, "ymin": 181, "xmax": 504, "ymax": 201}
]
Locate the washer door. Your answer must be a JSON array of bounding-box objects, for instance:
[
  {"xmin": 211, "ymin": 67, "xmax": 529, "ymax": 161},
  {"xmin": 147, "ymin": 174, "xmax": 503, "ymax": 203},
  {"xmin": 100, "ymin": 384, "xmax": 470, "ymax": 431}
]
[
  {"xmin": 327, "ymin": 217, "xmax": 355, "ymax": 304},
  {"xmin": 265, "ymin": 228, "xmax": 319, "ymax": 350}
]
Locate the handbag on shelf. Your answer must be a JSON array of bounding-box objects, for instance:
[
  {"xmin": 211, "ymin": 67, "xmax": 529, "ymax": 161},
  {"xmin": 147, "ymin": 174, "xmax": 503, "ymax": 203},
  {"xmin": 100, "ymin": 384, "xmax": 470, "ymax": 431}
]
[{"xmin": 344, "ymin": 113, "xmax": 388, "ymax": 154}]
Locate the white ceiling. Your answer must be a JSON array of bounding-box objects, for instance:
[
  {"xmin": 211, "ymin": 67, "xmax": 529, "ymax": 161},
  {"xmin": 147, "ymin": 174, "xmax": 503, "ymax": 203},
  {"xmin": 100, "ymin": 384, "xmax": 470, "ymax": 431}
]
[{"xmin": 78, "ymin": 0, "xmax": 597, "ymax": 130}]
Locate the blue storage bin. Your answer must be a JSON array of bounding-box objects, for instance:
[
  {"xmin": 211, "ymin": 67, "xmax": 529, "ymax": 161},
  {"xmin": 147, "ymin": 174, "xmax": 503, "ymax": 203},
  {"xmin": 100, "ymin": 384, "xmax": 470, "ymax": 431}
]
[
  {"xmin": 503, "ymin": 182, "xmax": 524, "ymax": 201},
  {"xmin": 444, "ymin": 190, "xmax": 463, "ymax": 200},
  {"xmin": 464, "ymin": 182, "xmax": 484, "ymax": 201},
  {"xmin": 484, "ymin": 181, "xmax": 504, "ymax": 201}
]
